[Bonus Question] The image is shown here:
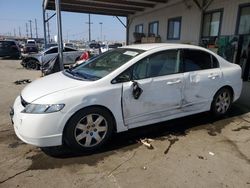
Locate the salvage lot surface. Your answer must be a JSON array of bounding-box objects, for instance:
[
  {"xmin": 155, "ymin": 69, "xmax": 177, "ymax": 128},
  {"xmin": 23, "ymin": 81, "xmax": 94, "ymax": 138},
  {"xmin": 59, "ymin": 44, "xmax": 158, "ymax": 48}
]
[{"xmin": 0, "ymin": 59, "xmax": 250, "ymax": 188}]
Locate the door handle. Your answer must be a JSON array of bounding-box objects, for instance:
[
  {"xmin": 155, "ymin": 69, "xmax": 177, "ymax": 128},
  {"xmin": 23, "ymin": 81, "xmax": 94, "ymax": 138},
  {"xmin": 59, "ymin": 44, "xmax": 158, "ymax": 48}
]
[
  {"xmin": 208, "ymin": 73, "xmax": 219, "ymax": 79},
  {"xmin": 167, "ymin": 79, "xmax": 182, "ymax": 85}
]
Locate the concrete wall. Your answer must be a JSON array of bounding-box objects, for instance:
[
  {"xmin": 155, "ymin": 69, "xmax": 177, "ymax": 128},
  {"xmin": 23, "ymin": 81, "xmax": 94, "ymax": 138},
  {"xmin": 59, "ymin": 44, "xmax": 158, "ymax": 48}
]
[{"xmin": 128, "ymin": 0, "xmax": 250, "ymax": 45}]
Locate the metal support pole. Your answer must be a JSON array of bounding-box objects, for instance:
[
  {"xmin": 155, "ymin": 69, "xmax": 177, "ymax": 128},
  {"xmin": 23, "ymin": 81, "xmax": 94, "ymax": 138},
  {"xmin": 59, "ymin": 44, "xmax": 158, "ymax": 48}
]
[
  {"xmin": 55, "ymin": 0, "xmax": 64, "ymax": 70},
  {"xmin": 42, "ymin": 8, "xmax": 47, "ymax": 48},
  {"xmin": 47, "ymin": 13, "xmax": 51, "ymax": 43},
  {"xmin": 115, "ymin": 16, "xmax": 127, "ymax": 28},
  {"xmin": 126, "ymin": 17, "xmax": 129, "ymax": 45},
  {"xmin": 88, "ymin": 14, "xmax": 91, "ymax": 42},
  {"xmin": 99, "ymin": 22, "xmax": 103, "ymax": 41}
]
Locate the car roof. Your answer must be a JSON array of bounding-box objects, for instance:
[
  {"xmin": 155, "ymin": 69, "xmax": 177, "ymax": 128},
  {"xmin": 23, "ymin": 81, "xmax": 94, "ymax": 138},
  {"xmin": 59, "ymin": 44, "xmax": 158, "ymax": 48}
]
[
  {"xmin": 122, "ymin": 43, "xmax": 205, "ymax": 51},
  {"xmin": 46, "ymin": 46, "xmax": 77, "ymax": 50}
]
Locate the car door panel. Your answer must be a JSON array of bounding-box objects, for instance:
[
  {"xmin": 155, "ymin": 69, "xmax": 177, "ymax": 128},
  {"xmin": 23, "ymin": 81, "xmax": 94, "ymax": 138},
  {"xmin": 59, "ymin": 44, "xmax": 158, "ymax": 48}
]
[
  {"xmin": 122, "ymin": 73, "xmax": 184, "ymax": 127},
  {"xmin": 182, "ymin": 49, "xmax": 222, "ymax": 112},
  {"xmin": 121, "ymin": 50, "xmax": 184, "ymax": 127}
]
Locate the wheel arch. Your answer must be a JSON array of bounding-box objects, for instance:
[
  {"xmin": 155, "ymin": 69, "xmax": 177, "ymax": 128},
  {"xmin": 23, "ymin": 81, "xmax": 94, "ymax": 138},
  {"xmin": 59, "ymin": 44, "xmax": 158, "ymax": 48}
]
[{"xmin": 211, "ymin": 85, "xmax": 234, "ymax": 109}]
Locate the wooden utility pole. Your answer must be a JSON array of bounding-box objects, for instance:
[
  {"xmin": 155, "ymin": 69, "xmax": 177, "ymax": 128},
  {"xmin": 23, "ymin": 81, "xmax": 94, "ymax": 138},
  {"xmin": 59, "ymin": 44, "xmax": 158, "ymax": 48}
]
[
  {"xmin": 35, "ymin": 19, "xmax": 38, "ymax": 39},
  {"xmin": 29, "ymin": 20, "xmax": 33, "ymax": 38}
]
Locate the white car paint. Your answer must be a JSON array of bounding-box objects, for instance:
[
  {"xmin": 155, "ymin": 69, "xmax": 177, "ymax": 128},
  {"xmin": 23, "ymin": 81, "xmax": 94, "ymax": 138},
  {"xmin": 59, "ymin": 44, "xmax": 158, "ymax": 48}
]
[
  {"xmin": 12, "ymin": 43, "xmax": 242, "ymax": 147},
  {"xmin": 25, "ymin": 46, "xmax": 83, "ymax": 66}
]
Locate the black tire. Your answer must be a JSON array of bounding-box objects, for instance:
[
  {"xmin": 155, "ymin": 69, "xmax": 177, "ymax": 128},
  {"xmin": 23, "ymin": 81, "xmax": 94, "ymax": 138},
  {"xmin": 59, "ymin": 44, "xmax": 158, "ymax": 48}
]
[
  {"xmin": 211, "ymin": 88, "xmax": 233, "ymax": 117},
  {"xmin": 63, "ymin": 107, "xmax": 114, "ymax": 152},
  {"xmin": 27, "ymin": 59, "xmax": 39, "ymax": 70}
]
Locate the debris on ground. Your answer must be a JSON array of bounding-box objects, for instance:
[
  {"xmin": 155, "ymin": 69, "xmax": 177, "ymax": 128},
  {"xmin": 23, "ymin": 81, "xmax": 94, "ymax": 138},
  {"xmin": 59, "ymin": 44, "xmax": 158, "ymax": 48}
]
[
  {"xmin": 14, "ymin": 79, "xmax": 31, "ymax": 85},
  {"xmin": 139, "ymin": 138, "xmax": 154, "ymax": 149},
  {"xmin": 164, "ymin": 135, "xmax": 179, "ymax": 154},
  {"xmin": 232, "ymin": 125, "xmax": 250, "ymax": 131},
  {"xmin": 209, "ymin": 152, "xmax": 215, "ymax": 156},
  {"xmin": 198, "ymin": 155, "xmax": 204, "ymax": 160},
  {"xmin": 197, "ymin": 155, "xmax": 207, "ymax": 160}
]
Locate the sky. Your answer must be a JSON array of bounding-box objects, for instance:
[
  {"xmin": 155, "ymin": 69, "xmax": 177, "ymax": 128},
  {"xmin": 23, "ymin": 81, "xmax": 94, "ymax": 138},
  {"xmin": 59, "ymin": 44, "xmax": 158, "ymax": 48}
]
[{"xmin": 0, "ymin": 0, "xmax": 126, "ymax": 42}]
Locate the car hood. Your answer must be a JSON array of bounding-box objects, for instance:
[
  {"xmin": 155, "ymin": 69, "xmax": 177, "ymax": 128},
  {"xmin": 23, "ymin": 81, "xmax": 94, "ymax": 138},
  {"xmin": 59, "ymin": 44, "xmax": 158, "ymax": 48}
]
[
  {"xmin": 24, "ymin": 52, "xmax": 42, "ymax": 59},
  {"xmin": 21, "ymin": 72, "xmax": 90, "ymax": 102}
]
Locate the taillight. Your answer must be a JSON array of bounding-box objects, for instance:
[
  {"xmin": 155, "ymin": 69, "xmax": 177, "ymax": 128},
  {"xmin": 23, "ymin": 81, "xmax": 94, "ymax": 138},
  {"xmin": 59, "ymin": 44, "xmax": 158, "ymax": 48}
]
[{"xmin": 79, "ymin": 51, "xmax": 90, "ymax": 60}]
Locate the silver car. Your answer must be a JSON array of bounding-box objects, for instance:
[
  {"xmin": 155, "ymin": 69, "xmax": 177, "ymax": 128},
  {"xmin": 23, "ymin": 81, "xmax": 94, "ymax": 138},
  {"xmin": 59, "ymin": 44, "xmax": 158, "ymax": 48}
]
[{"xmin": 21, "ymin": 46, "xmax": 83, "ymax": 70}]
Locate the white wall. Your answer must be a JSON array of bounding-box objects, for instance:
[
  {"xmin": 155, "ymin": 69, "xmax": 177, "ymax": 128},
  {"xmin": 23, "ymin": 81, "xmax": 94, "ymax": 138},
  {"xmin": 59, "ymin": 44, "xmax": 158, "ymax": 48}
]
[
  {"xmin": 206, "ymin": 0, "xmax": 250, "ymax": 36},
  {"xmin": 128, "ymin": 0, "xmax": 250, "ymax": 45}
]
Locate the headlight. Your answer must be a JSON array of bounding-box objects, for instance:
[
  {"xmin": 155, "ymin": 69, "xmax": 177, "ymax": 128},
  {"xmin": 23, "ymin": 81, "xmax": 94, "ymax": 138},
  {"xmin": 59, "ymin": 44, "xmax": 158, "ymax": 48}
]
[{"xmin": 22, "ymin": 104, "xmax": 65, "ymax": 114}]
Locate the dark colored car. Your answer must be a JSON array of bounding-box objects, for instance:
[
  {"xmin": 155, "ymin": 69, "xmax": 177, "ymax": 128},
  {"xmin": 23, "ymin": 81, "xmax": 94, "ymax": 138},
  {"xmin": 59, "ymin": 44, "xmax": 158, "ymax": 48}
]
[
  {"xmin": 0, "ymin": 40, "xmax": 20, "ymax": 59},
  {"xmin": 108, "ymin": 43, "xmax": 123, "ymax": 49},
  {"xmin": 23, "ymin": 44, "xmax": 38, "ymax": 54},
  {"xmin": 89, "ymin": 43, "xmax": 100, "ymax": 49}
]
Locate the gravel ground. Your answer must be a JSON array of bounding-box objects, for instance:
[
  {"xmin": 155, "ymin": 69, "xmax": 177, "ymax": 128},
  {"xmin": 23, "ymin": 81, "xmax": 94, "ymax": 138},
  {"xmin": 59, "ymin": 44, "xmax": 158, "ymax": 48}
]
[{"xmin": 0, "ymin": 59, "xmax": 250, "ymax": 188}]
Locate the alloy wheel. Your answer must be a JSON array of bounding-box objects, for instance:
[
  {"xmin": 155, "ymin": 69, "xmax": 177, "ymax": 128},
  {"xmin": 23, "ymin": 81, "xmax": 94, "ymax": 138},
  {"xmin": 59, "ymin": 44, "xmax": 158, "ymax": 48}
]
[
  {"xmin": 215, "ymin": 91, "xmax": 231, "ymax": 114},
  {"xmin": 74, "ymin": 113, "xmax": 108, "ymax": 147}
]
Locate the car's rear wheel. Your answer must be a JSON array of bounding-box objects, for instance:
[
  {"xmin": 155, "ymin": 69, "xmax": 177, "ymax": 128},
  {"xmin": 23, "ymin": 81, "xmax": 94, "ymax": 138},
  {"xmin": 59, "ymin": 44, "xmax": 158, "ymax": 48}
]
[
  {"xmin": 64, "ymin": 107, "xmax": 114, "ymax": 152},
  {"xmin": 211, "ymin": 88, "xmax": 233, "ymax": 116}
]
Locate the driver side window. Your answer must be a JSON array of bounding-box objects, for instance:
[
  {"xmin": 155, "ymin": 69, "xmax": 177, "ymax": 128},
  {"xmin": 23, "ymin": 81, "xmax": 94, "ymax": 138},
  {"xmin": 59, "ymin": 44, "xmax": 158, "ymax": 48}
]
[
  {"xmin": 133, "ymin": 49, "xmax": 180, "ymax": 80},
  {"xmin": 112, "ymin": 49, "xmax": 181, "ymax": 83}
]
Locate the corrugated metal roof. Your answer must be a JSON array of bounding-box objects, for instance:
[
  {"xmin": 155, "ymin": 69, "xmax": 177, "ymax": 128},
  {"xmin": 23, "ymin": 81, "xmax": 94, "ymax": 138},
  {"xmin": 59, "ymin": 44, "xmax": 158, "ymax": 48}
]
[{"xmin": 43, "ymin": 0, "xmax": 168, "ymax": 16}]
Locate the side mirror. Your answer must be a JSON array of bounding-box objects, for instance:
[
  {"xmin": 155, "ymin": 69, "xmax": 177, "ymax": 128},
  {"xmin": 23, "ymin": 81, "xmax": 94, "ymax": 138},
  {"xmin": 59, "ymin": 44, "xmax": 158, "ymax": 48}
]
[{"xmin": 132, "ymin": 81, "xmax": 143, "ymax": 99}]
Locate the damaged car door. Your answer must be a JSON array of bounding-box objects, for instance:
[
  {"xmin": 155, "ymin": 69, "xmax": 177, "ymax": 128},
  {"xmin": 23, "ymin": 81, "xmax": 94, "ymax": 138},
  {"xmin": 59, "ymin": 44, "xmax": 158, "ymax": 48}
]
[
  {"xmin": 121, "ymin": 50, "xmax": 184, "ymax": 128},
  {"xmin": 181, "ymin": 49, "xmax": 222, "ymax": 111}
]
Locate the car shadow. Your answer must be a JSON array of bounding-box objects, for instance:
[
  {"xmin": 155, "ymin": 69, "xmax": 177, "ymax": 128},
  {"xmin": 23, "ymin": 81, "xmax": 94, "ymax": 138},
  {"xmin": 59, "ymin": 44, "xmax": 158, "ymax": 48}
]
[
  {"xmin": 41, "ymin": 99, "xmax": 250, "ymax": 159},
  {"xmin": 0, "ymin": 56, "xmax": 20, "ymax": 60}
]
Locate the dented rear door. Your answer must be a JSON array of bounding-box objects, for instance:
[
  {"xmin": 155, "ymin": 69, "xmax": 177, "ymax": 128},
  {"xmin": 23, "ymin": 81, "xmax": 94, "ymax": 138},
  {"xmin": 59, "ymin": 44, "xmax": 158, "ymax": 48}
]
[{"xmin": 181, "ymin": 49, "xmax": 222, "ymax": 111}]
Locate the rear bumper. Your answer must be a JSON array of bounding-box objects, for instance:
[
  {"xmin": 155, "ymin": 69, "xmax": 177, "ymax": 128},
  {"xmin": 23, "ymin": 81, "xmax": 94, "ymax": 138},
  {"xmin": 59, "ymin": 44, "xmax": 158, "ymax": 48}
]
[{"xmin": 232, "ymin": 79, "xmax": 243, "ymax": 102}]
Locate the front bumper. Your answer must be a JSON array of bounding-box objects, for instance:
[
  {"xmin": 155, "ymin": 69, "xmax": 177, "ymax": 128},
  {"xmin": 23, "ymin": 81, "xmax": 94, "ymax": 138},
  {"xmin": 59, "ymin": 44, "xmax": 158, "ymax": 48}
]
[{"xmin": 11, "ymin": 96, "xmax": 63, "ymax": 147}]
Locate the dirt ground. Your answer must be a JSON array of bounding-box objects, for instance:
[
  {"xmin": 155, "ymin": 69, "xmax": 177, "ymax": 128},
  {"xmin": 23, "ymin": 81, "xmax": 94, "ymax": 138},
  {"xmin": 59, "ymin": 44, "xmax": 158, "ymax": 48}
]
[{"xmin": 0, "ymin": 59, "xmax": 250, "ymax": 188}]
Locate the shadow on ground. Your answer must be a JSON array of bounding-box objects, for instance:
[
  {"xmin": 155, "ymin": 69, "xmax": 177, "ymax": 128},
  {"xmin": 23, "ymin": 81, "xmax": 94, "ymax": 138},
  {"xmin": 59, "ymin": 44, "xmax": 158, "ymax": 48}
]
[
  {"xmin": 25, "ymin": 82, "xmax": 250, "ymax": 170},
  {"xmin": 41, "ymin": 101, "xmax": 249, "ymax": 155}
]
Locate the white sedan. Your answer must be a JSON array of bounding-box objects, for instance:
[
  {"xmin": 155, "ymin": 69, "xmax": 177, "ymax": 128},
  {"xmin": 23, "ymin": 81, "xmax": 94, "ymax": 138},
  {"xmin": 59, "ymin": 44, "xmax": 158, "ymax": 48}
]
[{"xmin": 11, "ymin": 43, "xmax": 242, "ymax": 151}]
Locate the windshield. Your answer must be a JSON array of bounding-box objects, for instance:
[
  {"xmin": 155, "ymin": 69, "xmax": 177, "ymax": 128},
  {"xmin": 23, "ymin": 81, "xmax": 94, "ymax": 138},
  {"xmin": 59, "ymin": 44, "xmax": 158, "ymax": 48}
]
[{"xmin": 64, "ymin": 48, "xmax": 144, "ymax": 81}]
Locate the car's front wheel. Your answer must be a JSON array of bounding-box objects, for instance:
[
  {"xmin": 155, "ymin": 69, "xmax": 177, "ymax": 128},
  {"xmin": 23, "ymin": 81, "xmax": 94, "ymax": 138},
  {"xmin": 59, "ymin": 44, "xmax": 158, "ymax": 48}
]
[
  {"xmin": 64, "ymin": 107, "xmax": 114, "ymax": 152},
  {"xmin": 211, "ymin": 88, "xmax": 233, "ymax": 117},
  {"xmin": 26, "ymin": 59, "xmax": 39, "ymax": 70}
]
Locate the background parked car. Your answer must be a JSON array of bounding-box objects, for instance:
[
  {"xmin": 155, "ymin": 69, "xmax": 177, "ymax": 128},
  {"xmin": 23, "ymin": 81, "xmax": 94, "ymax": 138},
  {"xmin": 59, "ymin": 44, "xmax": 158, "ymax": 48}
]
[
  {"xmin": 0, "ymin": 40, "xmax": 20, "ymax": 59},
  {"xmin": 21, "ymin": 46, "xmax": 83, "ymax": 70},
  {"xmin": 23, "ymin": 39, "xmax": 38, "ymax": 54}
]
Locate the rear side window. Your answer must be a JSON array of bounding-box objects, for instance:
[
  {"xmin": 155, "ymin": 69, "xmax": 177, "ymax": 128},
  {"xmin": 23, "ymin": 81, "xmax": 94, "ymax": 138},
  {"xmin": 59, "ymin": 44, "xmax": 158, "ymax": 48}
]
[
  {"xmin": 212, "ymin": 55, "xmax": 219, "ymax": 68},
  {"xmin": 64, "ymin": 47, "xmax": 77, "ymax": 52},
  {"xmin": 45, "ymin": 48, "xmax": 58, "ymax": 54},
  {"xmin": 182, "ymin": 49, "xmax": 217, "ymax": 72}
]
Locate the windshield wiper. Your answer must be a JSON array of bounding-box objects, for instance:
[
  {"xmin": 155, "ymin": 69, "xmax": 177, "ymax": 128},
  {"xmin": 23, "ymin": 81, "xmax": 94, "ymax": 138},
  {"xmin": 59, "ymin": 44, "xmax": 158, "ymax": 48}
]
[{"xmin": 65, "ymin": 69, "xmax": 86, "ymax": 80}]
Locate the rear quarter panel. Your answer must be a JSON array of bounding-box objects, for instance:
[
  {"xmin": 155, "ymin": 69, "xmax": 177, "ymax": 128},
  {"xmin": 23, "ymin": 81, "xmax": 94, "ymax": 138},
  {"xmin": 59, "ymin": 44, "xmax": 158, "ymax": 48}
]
[{"xmin": 219, "ymin": 58, "xmax": 242, "ymax": 102}]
